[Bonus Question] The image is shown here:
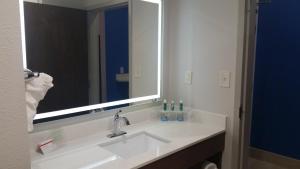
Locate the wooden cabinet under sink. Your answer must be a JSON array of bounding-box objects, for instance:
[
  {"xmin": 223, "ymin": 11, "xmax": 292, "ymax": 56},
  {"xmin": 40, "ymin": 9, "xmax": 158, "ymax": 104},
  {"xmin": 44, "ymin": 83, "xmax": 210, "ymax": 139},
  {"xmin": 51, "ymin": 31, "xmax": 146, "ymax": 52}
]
[{"xmin": 139, "ymin": 133, "xmax": 225, "ymax": 169}]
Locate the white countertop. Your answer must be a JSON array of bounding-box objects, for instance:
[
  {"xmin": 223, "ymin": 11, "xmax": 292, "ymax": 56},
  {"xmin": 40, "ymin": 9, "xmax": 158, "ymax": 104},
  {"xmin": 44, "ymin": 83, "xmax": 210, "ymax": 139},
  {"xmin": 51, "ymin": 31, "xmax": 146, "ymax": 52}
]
[{"xmin": 30, "ymin": 108, "xmax": 226, "ymax": 169}]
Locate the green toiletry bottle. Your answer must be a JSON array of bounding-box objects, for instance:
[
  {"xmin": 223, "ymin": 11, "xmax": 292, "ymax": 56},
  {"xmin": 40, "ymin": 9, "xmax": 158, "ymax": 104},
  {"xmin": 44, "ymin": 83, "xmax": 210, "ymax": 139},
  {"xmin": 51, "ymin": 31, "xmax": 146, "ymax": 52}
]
[
  {"xmin": 171, "ymin": 100, "xmax": 175, "ymax": 111},
  {"xmin": 177, "ymin": 100, "xmax": 184, "ymax": 121},
  {"xmin": 161, "ymin": 99, "xmax": 168, "ymax": 121},
  {"xmin": 163, "ymin": 99, "xmax": 167, "ymax": 111},
  {"xmin": 179, "ymin": 100, "xmax": 183, "ymax": 111}
]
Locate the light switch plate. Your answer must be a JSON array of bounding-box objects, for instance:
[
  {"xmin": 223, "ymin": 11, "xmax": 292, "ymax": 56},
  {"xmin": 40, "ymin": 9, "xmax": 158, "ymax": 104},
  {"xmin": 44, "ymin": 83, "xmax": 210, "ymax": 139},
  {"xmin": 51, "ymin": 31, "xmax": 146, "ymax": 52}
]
[
  {"xmin": 219, "ymin": 71, "xmax": 231, "ymax": 88},
  {"xmin": 134, "ymin": 66, "xmax": 142, "ymax": 78},
  {"xmin": 185, "ymin": 71, "xmax": 193, "ymax": 84}
]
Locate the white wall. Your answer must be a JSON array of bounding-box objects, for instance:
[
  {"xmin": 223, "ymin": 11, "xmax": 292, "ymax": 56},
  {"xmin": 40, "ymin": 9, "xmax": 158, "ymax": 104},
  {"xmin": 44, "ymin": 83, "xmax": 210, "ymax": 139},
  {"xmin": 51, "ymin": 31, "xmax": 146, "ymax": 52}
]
[
  {"xmin": 0, "ymin": 0, "xmax": 31, "ymax": 168},
  {"xmin": 85, "ymin": 0, "xmax": 127, "ymax": 10},
  {"xmin": 41, "ymin": 0, "xmax": 85, "ymax": 9},
  {"xmin": 164, "ymin": 0, "xmax": 245, "ymax": 169},
  {"xmin": 131, "ymin": 0, "xmax": 159, "ymax": 98},
  {"xmin": 24, "ymin": 0, "xmax": 85, "ymax": 9}
]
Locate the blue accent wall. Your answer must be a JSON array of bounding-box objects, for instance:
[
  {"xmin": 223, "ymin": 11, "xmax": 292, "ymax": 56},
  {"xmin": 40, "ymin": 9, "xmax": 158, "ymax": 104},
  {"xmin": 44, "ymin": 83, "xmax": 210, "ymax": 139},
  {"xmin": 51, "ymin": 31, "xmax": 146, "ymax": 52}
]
[
  {"xmin": 251, "ymin": 0, "xmax": 300, "ymax": 159},
  {"xmin": 105, "ymin": 6, "xmax": 129, "ymax": 102}
]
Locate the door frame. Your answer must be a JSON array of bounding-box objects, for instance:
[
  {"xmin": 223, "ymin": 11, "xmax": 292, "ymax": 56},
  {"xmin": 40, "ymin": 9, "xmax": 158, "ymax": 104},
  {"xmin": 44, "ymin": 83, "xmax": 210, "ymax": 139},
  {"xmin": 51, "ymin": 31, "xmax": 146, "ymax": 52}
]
[{"xmin": 238, "ymin": 0, "xmax": 259, "ymax": 169}]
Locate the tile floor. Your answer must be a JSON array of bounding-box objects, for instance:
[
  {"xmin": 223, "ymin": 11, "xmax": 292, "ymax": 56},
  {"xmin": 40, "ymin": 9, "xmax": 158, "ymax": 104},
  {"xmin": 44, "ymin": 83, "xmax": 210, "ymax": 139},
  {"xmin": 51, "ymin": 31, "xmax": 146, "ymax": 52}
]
[{"xmin": 248, "ymin": 158, "xmax": 289, "ymax": 169}]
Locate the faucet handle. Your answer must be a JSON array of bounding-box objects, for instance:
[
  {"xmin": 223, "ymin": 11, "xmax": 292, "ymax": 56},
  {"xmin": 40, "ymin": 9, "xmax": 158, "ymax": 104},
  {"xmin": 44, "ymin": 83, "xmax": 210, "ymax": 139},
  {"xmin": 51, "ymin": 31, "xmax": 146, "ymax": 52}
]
[{"xmin": 114, "ymin": 110, "xmax": 122, "ymax": 119}]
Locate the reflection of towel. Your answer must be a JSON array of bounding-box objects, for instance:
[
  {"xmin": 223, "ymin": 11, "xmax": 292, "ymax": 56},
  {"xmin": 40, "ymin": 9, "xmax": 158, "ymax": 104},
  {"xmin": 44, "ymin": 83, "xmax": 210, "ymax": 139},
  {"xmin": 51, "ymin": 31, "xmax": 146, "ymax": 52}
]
[{"xmin": 25, "ymin": 73, "xmax": 53, "ymax": 132}]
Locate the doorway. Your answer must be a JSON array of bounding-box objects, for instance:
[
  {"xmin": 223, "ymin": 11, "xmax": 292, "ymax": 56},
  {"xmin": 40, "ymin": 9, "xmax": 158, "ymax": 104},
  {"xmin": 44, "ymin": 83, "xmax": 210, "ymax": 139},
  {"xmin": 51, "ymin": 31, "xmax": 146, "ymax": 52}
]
[{"xmin": 239, "ymin": 0, "xmax": 300, "ymax": 169}]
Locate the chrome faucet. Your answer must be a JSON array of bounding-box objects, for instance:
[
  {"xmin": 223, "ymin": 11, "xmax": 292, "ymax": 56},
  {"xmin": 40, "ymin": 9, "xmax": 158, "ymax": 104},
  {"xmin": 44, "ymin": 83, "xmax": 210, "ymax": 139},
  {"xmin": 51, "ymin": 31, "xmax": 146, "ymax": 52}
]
[{"xmin": 107, "ymin": 110, "xmax": 130, "ymax": 138}]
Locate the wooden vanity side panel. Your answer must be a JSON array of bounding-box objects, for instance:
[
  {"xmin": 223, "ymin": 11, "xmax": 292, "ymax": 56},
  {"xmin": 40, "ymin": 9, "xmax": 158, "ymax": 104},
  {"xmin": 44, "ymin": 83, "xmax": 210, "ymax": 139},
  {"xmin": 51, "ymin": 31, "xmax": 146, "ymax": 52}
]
[{"xmin": 139, "ymin": 133, "xmax": 225, "ymax": 169}]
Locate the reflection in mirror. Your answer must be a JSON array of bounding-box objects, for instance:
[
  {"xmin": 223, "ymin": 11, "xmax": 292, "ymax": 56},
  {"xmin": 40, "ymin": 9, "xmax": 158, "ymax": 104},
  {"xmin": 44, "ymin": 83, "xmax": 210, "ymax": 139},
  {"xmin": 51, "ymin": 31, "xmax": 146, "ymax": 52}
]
[
  {"xmin": 131, "ymin": 0, "xmax": 159, "ymax": 98},
  {"xmin": 22, "ymin": 0, "xmax": 160, "ymax": 117}
]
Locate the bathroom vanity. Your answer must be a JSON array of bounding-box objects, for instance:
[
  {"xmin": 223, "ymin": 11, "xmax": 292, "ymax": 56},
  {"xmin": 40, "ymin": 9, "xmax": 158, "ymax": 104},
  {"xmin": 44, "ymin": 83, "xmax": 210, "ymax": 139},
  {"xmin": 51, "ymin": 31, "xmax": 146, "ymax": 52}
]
[
  {"xmin": 140, "ymin": 133, "xmax": 225, "ymax": 169},
  {"xmin": 20, "ymin": 0, "xmax": 227, "ymax": 168},
  {"xmin": 30, "ymin": 108, "xmax": 226, "ymax": 169}
]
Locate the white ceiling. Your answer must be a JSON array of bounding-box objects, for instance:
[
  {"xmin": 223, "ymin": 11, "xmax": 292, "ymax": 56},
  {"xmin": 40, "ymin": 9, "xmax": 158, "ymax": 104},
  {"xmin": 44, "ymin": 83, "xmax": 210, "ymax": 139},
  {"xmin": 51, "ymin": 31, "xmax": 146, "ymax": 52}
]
[{"xmin": 24, "ymin": 0, "xmax": 128, "ymax": 10}]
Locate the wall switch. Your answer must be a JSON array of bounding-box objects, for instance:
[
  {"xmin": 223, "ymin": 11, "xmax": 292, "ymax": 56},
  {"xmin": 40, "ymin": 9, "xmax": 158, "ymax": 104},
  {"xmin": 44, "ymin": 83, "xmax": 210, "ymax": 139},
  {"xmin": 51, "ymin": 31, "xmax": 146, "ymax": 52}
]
[
  {"xmin": 219, "ymin": 71, "xmax": 231, "ymax": 88},
  {"xmin": 134, "ymin": 66, "xmax": 142, "ymax": 78},
  {"xmin": 185, "ymin": 71, "xmax": 193, "ymax": 84}
]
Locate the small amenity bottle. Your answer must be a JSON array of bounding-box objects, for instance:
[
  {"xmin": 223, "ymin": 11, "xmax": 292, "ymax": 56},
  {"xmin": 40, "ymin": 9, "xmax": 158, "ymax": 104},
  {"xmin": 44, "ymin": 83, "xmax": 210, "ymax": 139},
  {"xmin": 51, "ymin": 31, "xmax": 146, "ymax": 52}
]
[
  {"xmin": 177, "ymin": 100, "xmax": 184, "ymax": 121},
  {"xmin": 161, "ymin": 99, "xmax": 168, "ymax": 121},
  {"xmin": 163, "ymin": 99, "xmax": 168, "ymax": 111},
  {"xmin": 179, "ymin": 100, "xmax": 183, "ymax": 111},
  {"xmin": 170, "ymin": 100, "xmax": 175, "ymax": 111}
]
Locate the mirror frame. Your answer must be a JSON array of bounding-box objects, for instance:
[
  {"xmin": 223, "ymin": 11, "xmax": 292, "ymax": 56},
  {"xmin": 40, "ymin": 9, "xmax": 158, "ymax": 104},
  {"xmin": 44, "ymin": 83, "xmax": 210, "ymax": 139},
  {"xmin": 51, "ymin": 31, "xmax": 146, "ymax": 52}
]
[{"xmin": 19, "ymin": 0, "xmax": 162, "ymax": 120}]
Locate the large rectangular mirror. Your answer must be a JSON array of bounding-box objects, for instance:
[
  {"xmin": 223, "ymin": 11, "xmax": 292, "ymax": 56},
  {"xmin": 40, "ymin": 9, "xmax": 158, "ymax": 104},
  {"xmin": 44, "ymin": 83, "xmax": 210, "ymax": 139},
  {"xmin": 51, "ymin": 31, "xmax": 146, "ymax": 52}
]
[{"xmin": 20, "ymin": 0, "xmax": 162, "ymax": 120}]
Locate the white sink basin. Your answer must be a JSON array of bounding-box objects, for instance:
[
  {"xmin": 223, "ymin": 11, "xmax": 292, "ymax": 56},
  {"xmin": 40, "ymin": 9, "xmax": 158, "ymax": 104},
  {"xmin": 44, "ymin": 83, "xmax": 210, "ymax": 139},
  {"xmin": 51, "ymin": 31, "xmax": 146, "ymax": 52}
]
[{"xmin": 99, "ymin": 132, "xmax": 170, "ymax": 159}]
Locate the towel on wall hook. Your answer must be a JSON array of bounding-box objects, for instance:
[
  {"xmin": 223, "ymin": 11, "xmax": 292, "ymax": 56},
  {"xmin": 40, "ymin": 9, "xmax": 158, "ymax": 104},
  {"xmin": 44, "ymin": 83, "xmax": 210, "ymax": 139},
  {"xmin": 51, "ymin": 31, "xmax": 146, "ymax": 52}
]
[{"xmin": 25, "ymin": 72, "xmax": 53, "ymax": 132}]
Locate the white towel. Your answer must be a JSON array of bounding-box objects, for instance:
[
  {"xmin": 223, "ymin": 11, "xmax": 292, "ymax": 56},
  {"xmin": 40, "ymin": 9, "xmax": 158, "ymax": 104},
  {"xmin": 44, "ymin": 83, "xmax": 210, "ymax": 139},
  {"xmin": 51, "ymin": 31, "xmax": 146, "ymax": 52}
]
[
  {"xmin": 25, "ymin": 73, "xmax": 53, "ymax": 132},
  {"xmin": 201, "ymin": 161, "xmax": 218, "ymax": 169}
]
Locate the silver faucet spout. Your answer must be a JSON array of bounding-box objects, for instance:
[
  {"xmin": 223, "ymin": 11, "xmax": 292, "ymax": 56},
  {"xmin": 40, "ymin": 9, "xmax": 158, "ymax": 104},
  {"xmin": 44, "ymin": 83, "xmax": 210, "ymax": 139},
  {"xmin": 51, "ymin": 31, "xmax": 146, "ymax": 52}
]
[
  {"xmin": 107, "ymin": 110, "xmax": 130, "ymax": 138},
  {"xmin": 121, "ymin": 117, "xmax": 130, "ymax": 125}
]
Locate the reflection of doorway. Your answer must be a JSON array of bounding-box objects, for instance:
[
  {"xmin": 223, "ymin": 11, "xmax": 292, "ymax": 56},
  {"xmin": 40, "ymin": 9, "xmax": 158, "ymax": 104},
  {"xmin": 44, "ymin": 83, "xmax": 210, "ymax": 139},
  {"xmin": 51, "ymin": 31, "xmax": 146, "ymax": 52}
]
[
  {"xmin": 88, "ymin": 4, "xmax": 129, "ymax": 105},
  {"xmin": 104, "ymin": 5, "xmax": 129, "ymax": 102},
  {"xmin": 239, "ymin": 1, "xmax": 300, "ymax": 169}
]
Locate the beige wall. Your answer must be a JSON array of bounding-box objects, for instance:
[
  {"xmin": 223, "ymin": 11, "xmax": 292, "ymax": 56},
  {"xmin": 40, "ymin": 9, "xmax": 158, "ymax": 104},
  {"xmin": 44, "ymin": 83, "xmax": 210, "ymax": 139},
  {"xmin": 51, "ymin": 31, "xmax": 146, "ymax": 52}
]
[
  {"xmin": 0, "ymin": 0, "xmax": 31, "ymax": 168},
  {"xmin": 164, "ymin": 0, "xmax": 245, "ymax": 169}
]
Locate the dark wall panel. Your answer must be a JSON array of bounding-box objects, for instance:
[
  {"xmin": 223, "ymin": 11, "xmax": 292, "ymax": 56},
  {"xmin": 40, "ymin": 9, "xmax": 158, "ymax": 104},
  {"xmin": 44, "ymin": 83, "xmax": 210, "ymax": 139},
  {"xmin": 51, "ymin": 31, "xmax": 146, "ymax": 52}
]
[{"xmin": 24, "ymin": 2, "xmax": 89, "ymax": 113}]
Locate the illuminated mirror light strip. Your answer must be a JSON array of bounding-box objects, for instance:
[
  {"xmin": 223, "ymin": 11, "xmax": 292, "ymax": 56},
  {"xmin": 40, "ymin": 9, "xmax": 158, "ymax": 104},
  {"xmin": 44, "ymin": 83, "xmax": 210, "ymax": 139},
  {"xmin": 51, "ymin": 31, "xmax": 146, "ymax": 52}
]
[
  {"xmin": 35, "ymin": 95, "xmax": 160, "ymax": 120},
  {"xmin": 19, "ymin": 0, "xmax": 27, "ymax": 68},
  {"xmin": 19, "ymin": 0, "xmax": 162, "ymax": 120},
  {"xmin": 141, "ymin": 0, "xmax": 160, "ymax": 4},
  {"xmin": 157, "ymin": 0, "xmax": 162, "ymax": 97}
]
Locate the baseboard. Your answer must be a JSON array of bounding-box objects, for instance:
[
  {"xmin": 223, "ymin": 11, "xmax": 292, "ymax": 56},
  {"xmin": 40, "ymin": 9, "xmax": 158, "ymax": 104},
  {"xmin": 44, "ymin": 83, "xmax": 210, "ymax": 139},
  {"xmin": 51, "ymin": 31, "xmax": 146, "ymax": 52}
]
[{"xmin": 250, "ymin": 147, "xmax": 300, "ymax": 169}]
